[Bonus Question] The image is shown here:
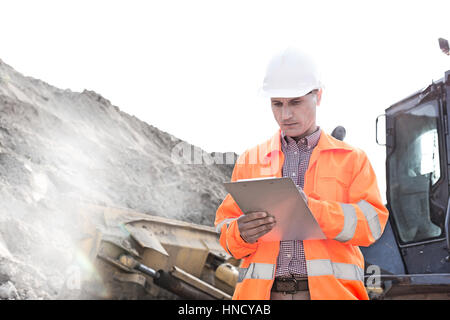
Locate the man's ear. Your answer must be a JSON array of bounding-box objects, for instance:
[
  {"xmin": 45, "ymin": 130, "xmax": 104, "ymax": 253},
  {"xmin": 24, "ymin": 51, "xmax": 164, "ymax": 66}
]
[{"xmin": 316, "ymin": 88, "xmax": 323, "ymax": 106}]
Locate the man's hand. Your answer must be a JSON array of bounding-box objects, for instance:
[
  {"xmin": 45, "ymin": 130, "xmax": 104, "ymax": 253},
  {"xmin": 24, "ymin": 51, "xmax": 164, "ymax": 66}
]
[{"xmin": 237, "ymin": 211, "xmax": 276, "ymax": 244}]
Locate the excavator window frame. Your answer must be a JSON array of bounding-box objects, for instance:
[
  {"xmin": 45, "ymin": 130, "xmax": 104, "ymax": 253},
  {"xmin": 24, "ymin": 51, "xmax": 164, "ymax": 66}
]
[{"xmin": 386, "ymin": 88, "xmax": 448, "ymax": 247}]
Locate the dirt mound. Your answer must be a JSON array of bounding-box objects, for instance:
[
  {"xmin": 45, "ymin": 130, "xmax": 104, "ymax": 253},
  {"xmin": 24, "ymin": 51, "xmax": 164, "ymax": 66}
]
[{"xmin": 0, "ymin": 58, "xmax": 237, "ymax": 299}]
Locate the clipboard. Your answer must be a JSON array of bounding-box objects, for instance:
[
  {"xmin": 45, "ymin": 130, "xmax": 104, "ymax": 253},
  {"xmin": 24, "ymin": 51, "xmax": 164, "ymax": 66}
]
[{"xmin": 223, "ymin": 177, "xmax": 326, "ymax": 242}]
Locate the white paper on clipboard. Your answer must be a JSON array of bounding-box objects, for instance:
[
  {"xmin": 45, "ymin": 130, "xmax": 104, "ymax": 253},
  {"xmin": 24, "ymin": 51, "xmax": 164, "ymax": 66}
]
[{"xmin": 223, "ymin": 177, "xmax": 326, "ymax": 242}]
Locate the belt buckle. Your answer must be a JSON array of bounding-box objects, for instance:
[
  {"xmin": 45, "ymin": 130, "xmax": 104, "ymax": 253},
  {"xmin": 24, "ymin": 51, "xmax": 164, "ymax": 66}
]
[{"xmin": 280, "ymin": 277, "xmax": 298, "ymax": 295}]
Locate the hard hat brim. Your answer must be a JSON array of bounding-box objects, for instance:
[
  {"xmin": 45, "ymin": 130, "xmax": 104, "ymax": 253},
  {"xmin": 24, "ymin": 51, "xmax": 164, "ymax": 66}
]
[{"xmin": 258, "ymin": 84, "xmax": 322, "ymax": 98}]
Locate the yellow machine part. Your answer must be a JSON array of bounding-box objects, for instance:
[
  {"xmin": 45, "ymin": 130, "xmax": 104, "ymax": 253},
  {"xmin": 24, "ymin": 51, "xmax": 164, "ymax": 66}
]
[
  {"xmin": 215, "ymin": 263, "xmax": 238, "ymax": 288},
  {"xmin": 214, "ymin": 263, "xmax": 239, "ymax": 295},
  {"xmin": 79, "ymin": 204, "xmax": 238, "ymax": 299}
]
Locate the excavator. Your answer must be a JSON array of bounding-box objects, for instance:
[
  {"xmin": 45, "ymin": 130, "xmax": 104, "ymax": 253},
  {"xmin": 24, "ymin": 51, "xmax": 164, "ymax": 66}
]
[
  {"xmin": 361, "ymin": 38, "xmax": 450, "ymax": 299},
  {"xmin": 71, "ymin": 39, "xmax": 450, "ymax": 300}
]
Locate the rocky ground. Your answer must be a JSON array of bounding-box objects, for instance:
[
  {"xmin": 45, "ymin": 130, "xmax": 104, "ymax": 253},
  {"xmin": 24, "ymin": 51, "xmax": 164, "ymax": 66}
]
[{"xmin": 0, "ymin": 58, "xmax": 237, "ymax": 299}]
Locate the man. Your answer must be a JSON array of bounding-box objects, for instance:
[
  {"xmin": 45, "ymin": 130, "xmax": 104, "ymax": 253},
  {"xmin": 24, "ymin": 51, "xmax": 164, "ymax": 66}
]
[{"xmin": 214, "ymin": 48, "xmax": 389, "ymax": 300}]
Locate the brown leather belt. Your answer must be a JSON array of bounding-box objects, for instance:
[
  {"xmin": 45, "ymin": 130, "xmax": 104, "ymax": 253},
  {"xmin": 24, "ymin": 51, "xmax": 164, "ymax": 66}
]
[{"xmin": 271, "ymin": 277, "xmax": 309, "ymax": 293}]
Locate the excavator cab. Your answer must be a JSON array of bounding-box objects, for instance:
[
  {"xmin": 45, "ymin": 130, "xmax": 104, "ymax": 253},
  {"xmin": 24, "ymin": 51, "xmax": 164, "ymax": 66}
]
[{"xmin": 361, "ymin": 70, "xmax": 450, "ymax": 299}]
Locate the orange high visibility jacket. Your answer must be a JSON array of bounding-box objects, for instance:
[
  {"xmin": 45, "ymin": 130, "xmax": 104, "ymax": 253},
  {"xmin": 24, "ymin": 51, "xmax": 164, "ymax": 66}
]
[{"xmin": 215, "ymin": 129, "xmax": 389, "ymax": 300}]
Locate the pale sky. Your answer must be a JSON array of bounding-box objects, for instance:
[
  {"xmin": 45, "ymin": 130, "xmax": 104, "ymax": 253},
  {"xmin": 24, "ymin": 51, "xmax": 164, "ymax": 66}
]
[{"xmin": 1, "ymin": 0, "xmax": 449, "ymax": 200}]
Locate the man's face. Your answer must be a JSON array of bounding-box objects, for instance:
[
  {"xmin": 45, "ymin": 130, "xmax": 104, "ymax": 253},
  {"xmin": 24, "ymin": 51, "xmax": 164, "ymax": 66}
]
[{"xmin": 271, "ymin": 90, "xmax": 322, "ymax": 139}]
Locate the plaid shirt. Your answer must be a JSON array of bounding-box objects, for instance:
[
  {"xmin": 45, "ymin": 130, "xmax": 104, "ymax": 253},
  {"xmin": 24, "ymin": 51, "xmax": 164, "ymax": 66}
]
[{"xmin": 275, "ymin": 127, "xmax": 321, "ymax": 278}]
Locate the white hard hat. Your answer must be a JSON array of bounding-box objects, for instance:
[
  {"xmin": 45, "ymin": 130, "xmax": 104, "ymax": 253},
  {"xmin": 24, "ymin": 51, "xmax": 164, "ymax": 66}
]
[{"xmin": 260, "ymin": 47, "xmax": 323, "ymax": 98}]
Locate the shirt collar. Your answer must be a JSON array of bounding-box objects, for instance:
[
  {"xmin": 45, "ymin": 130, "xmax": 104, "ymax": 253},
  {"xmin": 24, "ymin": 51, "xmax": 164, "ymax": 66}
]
[
  {"xmin": 281, "ymin": 126, "xmax": 322, "ymax": 149},
  {"xmin": 262, "ymin": 127, "xmax": 353, "ymax": 166}
]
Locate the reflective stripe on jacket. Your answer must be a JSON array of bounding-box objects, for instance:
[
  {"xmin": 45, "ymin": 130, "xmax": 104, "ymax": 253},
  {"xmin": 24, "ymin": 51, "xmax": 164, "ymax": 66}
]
[{"xmin": 215, "ymin": 129, "xmax": 389, "ymax": 300}]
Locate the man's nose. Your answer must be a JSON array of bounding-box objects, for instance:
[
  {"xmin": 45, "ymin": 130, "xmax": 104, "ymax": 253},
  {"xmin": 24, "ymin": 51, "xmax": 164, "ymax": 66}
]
[{"xmin": 281, "ymin": 105, "xmax": 293, "ymax": 120}]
